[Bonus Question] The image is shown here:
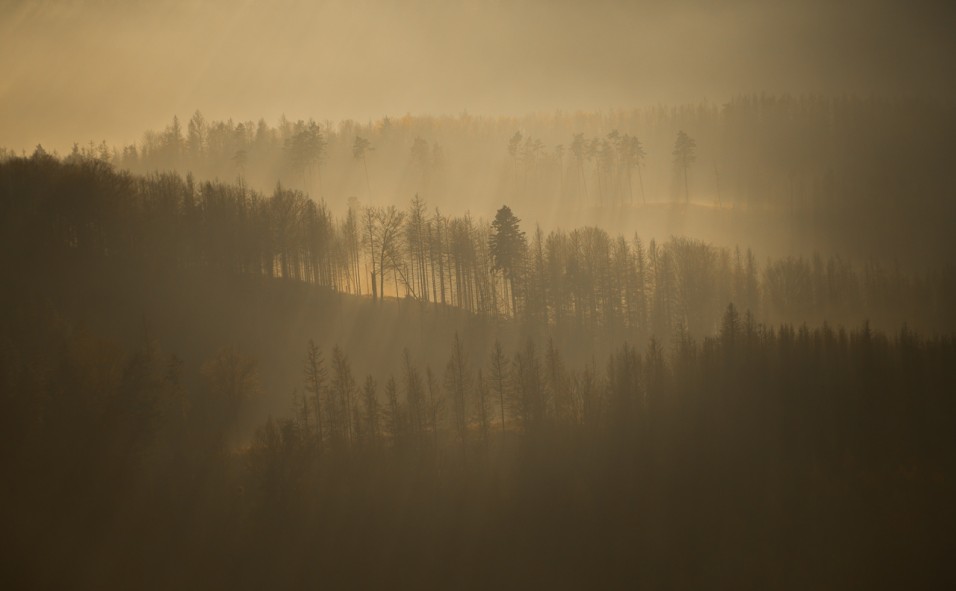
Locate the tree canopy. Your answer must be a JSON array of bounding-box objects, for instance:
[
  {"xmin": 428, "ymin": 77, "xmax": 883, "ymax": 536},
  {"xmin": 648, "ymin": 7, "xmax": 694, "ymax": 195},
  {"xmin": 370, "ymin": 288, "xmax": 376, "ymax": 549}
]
[{"xmin": 489, "ymin": 205, "xmax": 526, "ymax": 277}]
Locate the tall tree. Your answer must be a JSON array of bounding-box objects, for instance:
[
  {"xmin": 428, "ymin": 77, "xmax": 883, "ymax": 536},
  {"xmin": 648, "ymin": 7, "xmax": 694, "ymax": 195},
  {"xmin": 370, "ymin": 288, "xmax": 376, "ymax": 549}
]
[
  {"xmin": 405, "ymin": 195, "xmax": 430, "ymax": 302},
  {"xmin": 364, "ymin": 205, "xmax": 405, "ymax": 301},
  {"xmin": 285, "ymin": 119, "xmax": 326, "ymax": 190},
  {"xmin": 489, "ymin": 205, "xmax": 527, "ymax": 317},
  {"xmin": 330, "ymin": 346, "xmax": 356, "ymax": 446},
  {"xmin": 673, "ymin": 130, "xmax": 697, "ymax": 204},
  {"xmin": 363, "ymin": 206, "xmax": 380, "ymax": 300},
  {"xmin": 304, "ymin": 340, "xmax": 327, "ymax": 447},
  {"xmin": 444, "ymin": 333, "xmax": 471, "ymax": 448},
  {"xmin": 187, "ymin": 110, "xmax": 207, "ymax": 160}
]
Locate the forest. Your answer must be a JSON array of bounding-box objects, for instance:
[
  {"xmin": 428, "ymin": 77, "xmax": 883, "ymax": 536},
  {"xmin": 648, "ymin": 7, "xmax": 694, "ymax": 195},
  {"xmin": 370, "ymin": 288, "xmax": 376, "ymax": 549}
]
[
  {"xmin": 3, "ymin": 0, "xmax": 956, "ymax": 588},
  {"xmin": 29, "ymin": 94, "xmax": 956, "ymax": 267},
  {"xmin": 2, "ymin": 117, "xmax": 955, "ymax": 587}
]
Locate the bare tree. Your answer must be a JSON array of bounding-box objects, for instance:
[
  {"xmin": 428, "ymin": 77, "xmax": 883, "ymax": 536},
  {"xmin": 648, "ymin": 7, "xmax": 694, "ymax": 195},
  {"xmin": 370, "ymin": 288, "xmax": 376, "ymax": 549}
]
[{"xmin": 362, "ymin": 205, "xmax": 405, "ymax": 301}]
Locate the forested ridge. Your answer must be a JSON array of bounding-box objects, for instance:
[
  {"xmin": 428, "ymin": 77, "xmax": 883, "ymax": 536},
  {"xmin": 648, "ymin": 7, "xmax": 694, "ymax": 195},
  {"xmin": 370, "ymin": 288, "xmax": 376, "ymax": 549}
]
[
  {"xmin": 3, "ymin": 153, "xmax": 953, "ymax": 340},
  {"xmin": 18, "ymin": 94, "xmax": 953, "ymax": 265},
  {"xmin": 2, "ymin": 143, "xmax": 956, "ymax": 588}
]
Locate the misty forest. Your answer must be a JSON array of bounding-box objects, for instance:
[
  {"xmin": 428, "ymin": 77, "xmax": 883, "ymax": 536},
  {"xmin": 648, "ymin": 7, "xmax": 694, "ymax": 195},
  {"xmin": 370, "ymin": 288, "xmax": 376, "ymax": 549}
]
[{"xmin": 2, "ymin": 1, "xmax": 956, "ymax": 589}]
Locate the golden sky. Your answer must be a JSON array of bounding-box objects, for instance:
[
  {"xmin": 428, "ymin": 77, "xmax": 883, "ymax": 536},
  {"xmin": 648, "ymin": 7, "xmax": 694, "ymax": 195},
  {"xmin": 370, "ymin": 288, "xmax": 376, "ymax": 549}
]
[{"xmin": 2, "ymin": 0, "xmax": 954, "ymax": 152}]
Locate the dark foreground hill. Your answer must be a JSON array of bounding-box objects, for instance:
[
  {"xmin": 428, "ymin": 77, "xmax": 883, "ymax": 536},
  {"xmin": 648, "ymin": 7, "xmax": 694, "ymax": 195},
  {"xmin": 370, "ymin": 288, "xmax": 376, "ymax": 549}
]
[{"xmin": 3, "ymin": 295, "xmax": 955, "ymax": 589}]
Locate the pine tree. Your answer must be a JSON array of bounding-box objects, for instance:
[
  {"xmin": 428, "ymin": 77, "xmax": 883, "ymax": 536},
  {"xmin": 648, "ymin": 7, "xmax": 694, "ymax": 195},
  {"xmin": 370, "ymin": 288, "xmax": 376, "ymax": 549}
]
[{"xmin": 489, "ymin": 205, "xmax": 527, "ymax": 317}]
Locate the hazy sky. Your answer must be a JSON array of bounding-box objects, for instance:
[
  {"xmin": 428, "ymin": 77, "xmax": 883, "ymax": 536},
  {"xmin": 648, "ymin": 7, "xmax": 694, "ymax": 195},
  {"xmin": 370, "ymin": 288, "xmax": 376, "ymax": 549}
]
[{"xmin": 2, "ymin": 0, "xmax": 954, "ymax": 152}]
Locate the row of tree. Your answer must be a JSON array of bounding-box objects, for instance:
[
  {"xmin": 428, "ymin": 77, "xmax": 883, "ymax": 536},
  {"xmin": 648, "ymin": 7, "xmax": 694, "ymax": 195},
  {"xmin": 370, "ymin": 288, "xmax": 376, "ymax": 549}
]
[
  {"xmin": 3, "ymin": 306, "xmax": 953, "ymax": 588},
  {"xmin": 3, "ymin": 154, "xmax": 953, "ymax": 339},
  {"xmin": 11, "ymin": 95, "xmax": 948, "ymax": 231},
  {"xmin": 278, "ymin": 308, "xmax": 956, "ymax": 468},
  {"xmin": 12, "ymin": 94, "xmax": 952, "ymax": 266},
  {"xmin": 34, "ymin": 94, "xmax": 948, "ymax": 220}
]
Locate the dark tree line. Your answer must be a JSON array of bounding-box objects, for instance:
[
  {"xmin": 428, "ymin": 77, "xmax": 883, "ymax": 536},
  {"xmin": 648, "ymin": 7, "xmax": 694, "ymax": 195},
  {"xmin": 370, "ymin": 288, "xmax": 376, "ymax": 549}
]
[
  {"xmin": 247, "ymin": 307, "xmax": 956, "ymax": 471},
  {"xmin": 3, "ymin": 153, "xmax": 953, "ymax": 340},
  {"xmin": 2, "ymin": 305, "xmax": 954, "ymax": 588}
]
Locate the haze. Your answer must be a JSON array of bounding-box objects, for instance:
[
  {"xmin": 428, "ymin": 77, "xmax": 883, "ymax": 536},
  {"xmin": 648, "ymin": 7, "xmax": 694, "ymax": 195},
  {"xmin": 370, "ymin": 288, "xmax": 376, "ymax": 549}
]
[
  {"xmin": 3, "ymin": 0, "xmax": 954, "ymax": 153},
  {"xmin": 3, "ymin": 1, "xmax": 956, "ymax": 588}
]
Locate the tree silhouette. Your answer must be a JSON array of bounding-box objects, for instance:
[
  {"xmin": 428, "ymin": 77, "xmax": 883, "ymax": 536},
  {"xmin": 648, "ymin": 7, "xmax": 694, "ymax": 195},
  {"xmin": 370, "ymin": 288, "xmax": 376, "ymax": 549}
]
[
  {"xmin": 402, "ymin": 349, "xmax": 426, "ymax": 445},
  {"xmin": 673, "ymin": 130, "xmax": 697, "ymax": 204},
  {"xmin": 187, "ymin": 110, "xmax": 207, "ymax": 160},
  {"xmin": 364, "ymin": 205, "xmax": 405, "ymax": 301},
  {"xmin": 444, "ymin": 332, "xmax": 471, "ymax": 448},
  {"xmin": 285, "ymin": 119, "xmax": 326, "ymax": 190},
  {"xmin": 489, "ymin": 205, "xmax": 527, "ymax": 316},
  {"xmin": 330, "ymin": 345, "xmax": 356, "ymax": 446},
  {"xmin": 405, "ymin": 195, "xmax": 430, "ymax": 301},
  {"xmin": 304, "ymin": 339, "xmax": 327, "ymax": 447}
]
